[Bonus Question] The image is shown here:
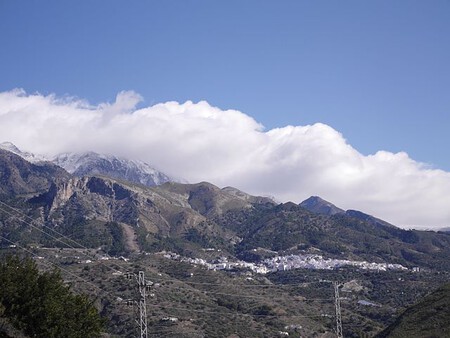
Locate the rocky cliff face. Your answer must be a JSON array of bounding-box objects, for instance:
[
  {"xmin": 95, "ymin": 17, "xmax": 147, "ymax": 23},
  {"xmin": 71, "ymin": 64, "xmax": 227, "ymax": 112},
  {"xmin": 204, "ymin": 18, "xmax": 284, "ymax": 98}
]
[
  {"xmin": 0, "ymin": 149, "xmax": 267, "ymax": 253},
  {"xmin": 32, "ymin": 177, "xmax": 266, "ymax": 255}
]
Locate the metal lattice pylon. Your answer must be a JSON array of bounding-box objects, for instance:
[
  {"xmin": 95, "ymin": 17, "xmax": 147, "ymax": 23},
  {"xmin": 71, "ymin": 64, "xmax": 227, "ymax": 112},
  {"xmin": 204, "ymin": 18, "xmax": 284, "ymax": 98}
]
[
  {"xmin": 334, "ymin": 282, "xmax": 343, "ymax": 338},
  {"xmin": 138, "ymin": 271, "xmax": 148, "ymax": 338}
]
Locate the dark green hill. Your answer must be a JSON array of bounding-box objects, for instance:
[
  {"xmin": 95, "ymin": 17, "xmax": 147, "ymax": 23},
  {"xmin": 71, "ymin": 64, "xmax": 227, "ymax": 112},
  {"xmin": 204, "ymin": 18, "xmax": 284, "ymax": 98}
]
[
  {"xmin": 215, "ymin": 203, "xmax": 450, "ymax": 270},
  {"xmin": 376, "ymin": 283, "xmax": 450, "ymax": 338}
]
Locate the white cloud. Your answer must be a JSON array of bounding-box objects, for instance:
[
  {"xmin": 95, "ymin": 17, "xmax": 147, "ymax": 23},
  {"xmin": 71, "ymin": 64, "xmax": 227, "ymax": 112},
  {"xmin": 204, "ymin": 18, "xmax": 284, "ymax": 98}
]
[{"xmin": 0, "ymin": 89, "xmax": 449, "ymax": 229}]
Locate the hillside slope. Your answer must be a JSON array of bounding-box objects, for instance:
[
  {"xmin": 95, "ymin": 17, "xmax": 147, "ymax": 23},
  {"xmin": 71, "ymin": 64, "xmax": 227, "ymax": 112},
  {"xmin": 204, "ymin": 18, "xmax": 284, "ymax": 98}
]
[
  {"xmin": 214, "ymin": 202, "xmax": 450, "ymax": 270},
  {"xmin": 376, "ymin": 283, "xmax": 450, "ymax": 338}
]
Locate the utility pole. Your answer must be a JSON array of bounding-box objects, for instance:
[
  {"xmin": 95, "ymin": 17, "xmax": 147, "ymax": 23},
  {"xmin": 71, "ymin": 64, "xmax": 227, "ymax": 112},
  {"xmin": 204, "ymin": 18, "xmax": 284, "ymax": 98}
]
[
  {"xmin": 334, "ymin": 282, "xmax": 343, "ymax": 338},
  {"xmin": 126, "ymin": 271, "xmax": 151, "ymax": 338}
]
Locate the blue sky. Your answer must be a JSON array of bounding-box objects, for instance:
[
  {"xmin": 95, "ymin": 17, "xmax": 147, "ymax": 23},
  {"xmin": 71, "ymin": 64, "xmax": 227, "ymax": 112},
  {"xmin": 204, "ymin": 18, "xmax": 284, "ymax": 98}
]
[
  {"xmin": 1, "ymin": 0, "xmax": 449, "ymax": 170},
  {"xmin": 1, "ymin": 1, "xmax": 450, "ymax": 227}
]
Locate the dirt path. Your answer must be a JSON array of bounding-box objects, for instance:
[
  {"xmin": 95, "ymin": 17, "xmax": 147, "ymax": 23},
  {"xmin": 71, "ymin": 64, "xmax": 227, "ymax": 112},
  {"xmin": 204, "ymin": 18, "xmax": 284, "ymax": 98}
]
[{"xmin": 120, "ymin": 223, "xmax": 139, "ymax": 252}]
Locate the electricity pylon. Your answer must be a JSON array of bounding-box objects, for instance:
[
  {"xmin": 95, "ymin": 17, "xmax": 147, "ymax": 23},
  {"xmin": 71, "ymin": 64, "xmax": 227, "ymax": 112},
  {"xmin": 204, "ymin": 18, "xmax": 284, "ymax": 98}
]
[
  {"xmin": 334, "ymin": 281, "xmax": 343, "ymax": 338},
  {"xmin": 138, "ymin": 271, "xmax": 148, "ymax": 338},
  {"xmin": 126, "ymin": 271, "xmax": 152, "ymax": 338}
]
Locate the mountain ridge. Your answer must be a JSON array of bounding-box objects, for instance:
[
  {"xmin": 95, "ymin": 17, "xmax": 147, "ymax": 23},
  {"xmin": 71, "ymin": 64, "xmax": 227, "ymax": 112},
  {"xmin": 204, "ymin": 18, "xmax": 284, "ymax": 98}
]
[
  {"xmin": 52, "ymin": 151, "xmax": 173, "ymax": 187},
  {"xmin": 2, "ymin": 147, "xmax": 450, "ymax": 270},
  {"xmin": 2, "ymin": 147, "xmax": 450, "ymax": 337},
  {"xmin": 0, "ymin": 142, "xmax": 175, "ymax": 188}
]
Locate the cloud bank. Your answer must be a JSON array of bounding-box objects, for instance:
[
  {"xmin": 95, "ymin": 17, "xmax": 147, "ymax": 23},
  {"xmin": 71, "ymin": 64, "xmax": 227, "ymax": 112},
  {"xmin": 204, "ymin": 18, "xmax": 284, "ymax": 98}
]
[{"xmin": 1, "ymin": 89, "xmax": 449, "ymax": 229}]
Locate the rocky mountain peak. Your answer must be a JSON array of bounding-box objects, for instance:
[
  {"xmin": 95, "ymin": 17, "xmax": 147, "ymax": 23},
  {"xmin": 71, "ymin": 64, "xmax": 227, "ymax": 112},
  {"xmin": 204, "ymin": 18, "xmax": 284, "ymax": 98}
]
[
  {"xmin": 52, "ymin": 151, "xmax": 173, "ymax": 187},
  {"xmin": 0, "ymin": 142, "xmax": 176, "ymax": 188},
  {"xmin": 299, "ymin": 195, "xmax": 345, "ymax": 215},
  {"xmin": 0, "ymin": 142, "xmax": 48, "ymax": 163}
]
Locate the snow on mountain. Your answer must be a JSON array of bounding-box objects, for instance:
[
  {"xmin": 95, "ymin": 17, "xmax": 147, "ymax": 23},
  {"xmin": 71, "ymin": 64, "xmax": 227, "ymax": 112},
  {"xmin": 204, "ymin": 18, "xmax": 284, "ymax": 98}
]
[
  {"xmin": 0, "ymin": 142, "xmax": 175, "ymax": 187},
  {"xmin": 0, "ymin": 142, "xmax": 49, "ymax": 163},
  {"xmin": 52, "ymin": 152, "xmax": 173, "ymax": 187}
]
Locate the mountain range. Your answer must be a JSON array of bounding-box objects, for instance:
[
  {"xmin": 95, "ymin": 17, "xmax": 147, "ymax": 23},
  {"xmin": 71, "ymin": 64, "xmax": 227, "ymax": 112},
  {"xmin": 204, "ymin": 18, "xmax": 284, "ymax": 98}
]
[
  {"xmin": 1, "ymin": 144, "xmax": 450, "ymax": 337},
  {"xmin": 0, "ymin": 142, "xmax": 173, "ymax": 188},
  {"xmin": 2, "ymin": 145, "xmax": 450, "ymax": 268}
]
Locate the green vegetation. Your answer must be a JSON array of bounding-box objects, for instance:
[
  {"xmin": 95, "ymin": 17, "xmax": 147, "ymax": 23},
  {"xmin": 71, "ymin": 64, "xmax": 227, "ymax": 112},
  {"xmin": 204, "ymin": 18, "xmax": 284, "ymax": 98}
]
[
  {"xmin": 214, "ymin": 204, "xmax": 450, "ymax": 270},
  {"xmin": 376, "ymin": 283, "xmax": 450, "ymax": 338},
  {"xmin": 105, "ymin": 221, "xmax": 126, "ymax": 255},
  {"xmin": 0, "ymin": 256, "xmax": 104, "ymax": 338}
]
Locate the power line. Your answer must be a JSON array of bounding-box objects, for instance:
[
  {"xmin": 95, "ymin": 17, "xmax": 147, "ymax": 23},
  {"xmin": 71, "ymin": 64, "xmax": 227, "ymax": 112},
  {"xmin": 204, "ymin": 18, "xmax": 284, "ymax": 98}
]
[
  {"xmin": 147, "ymin": 331, "xmax": 204, "ymax": 338},
  {"xmin": 0, "ymin": 200, "xmax": 337, "ymax": 289},
  {"xmin": 0, "ymin": 235, "xmax": 118, "ymax": 299},
  {"xmin": 155, "ymin": 283, "xmax": 334, "ymax": 302},
  {"xmin": 0, "ymin": 201, "xmax": 333, "ymax": 333},
  {"xmin": 0, "ymin": 235, "xmax": 151, "ymax": 337},
  {"xmin": 1, "ymin": 237, "xmax": 338, "ymax": 337},
  {"xmin": 0, "ymin": 200, "xmax": 88, "ymax": 249},
  {"xmin": 0, "ymin": 201, "xmax": 342, "ymax": 334},
  {"xmin": 0, "ymin": 204, "xmax": 93, "ymax": 253},
  {"xmin": 154, "ymin": 275, "xmax": 329, "ymax": 288},
  {"xmin": 146, "ymin": 302, "xmax": 332, "ymax": 319},
  {"xmin": 0, "ymin": 200, "xmax": 101, "ymax": 251},
  {"xmin": 0, "ymin": 201, "xmax": 127, "ymax": 275}
]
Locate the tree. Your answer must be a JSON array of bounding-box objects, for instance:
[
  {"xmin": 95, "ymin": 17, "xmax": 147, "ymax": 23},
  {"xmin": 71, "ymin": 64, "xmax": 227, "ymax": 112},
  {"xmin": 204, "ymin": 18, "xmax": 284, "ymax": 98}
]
[{"xmin": 0, "ymin": 256, "xmax": 104, "ymax": 338}]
